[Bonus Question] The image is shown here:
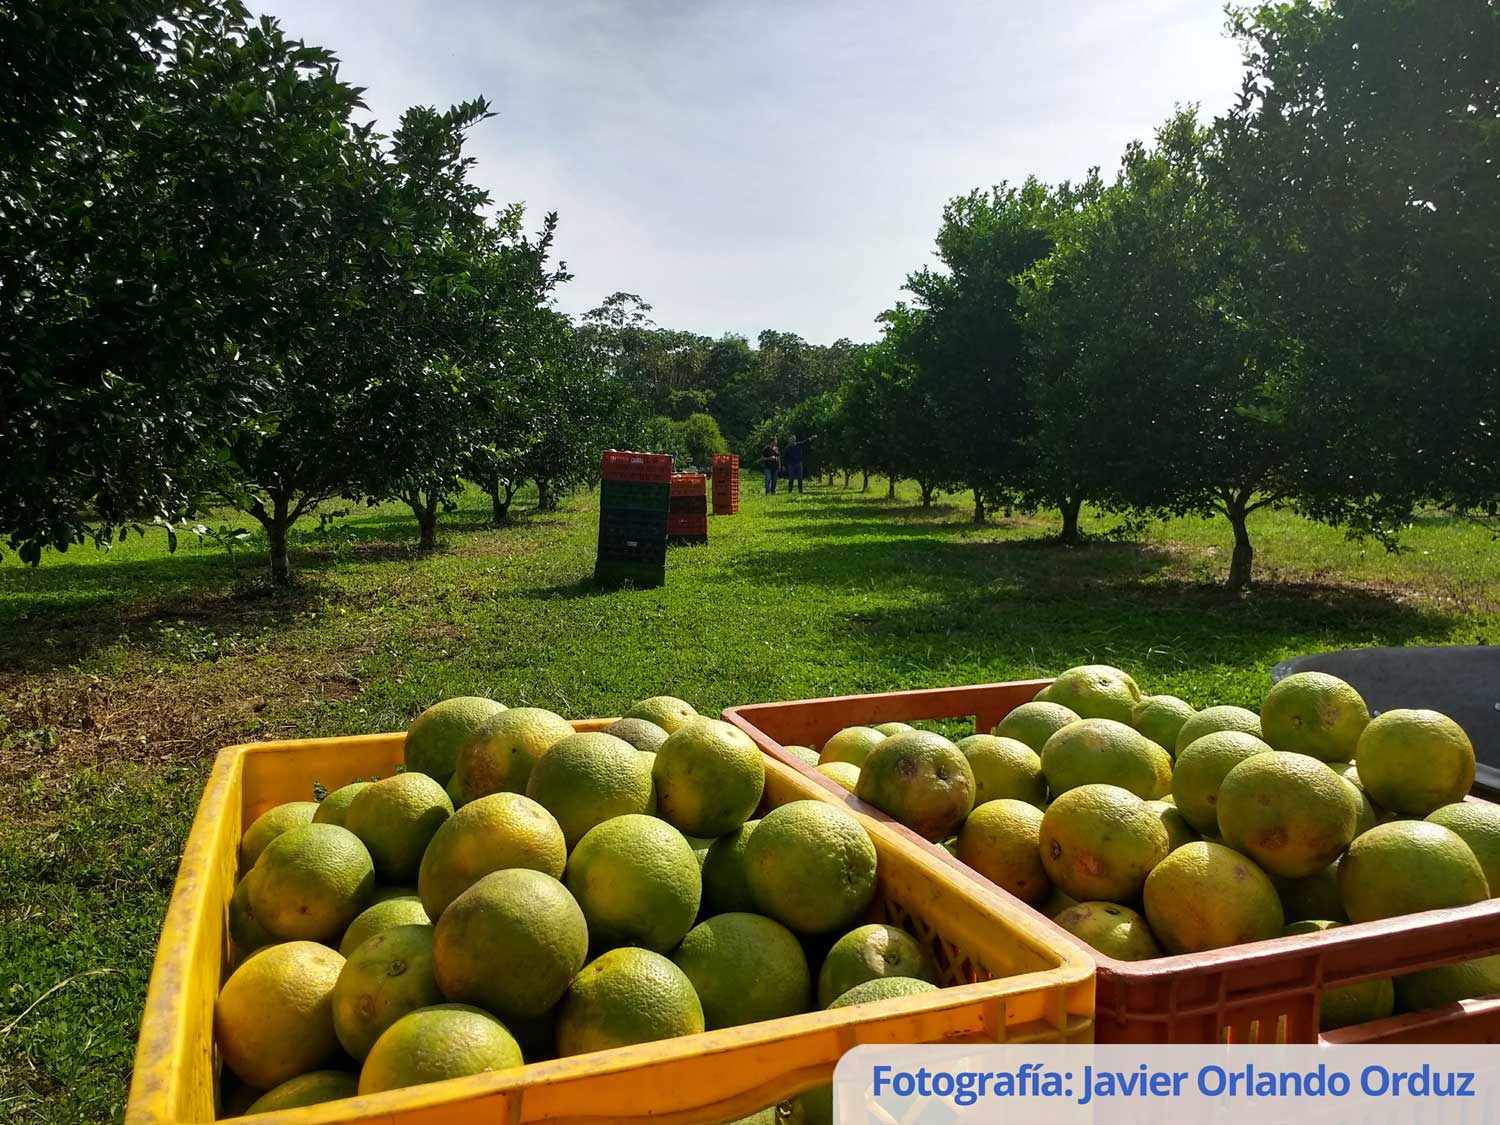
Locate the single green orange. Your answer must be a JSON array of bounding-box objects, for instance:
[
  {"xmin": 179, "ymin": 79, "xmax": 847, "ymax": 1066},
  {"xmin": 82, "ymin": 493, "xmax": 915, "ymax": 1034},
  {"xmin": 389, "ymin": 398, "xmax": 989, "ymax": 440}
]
[
  {"xmin": 1040, "ymin": 718, "xmax": 1172, "ymax": 800},
  {"xmin": 358, "ymin": 1003, "xmax": 522, "ymax": 1094},
  {"xmin": 855, "ymin": 730, "xmax": 975, "ymax": 842},
  {"xmin": 1175, "ymin": 705, "xmax": 1263, "ymax": 754},
  {"xmin": 1170, "ymin": 730, "xmax": 1275, "ymax": 834},
  {"xmin": 1054, "ymin": 901, "xmax": 1162, "ymax": 961},
  {"xmin": 228, "ymin": 873, "xmax": 274, "ymax": 960},
  {"xmin": 817, "ymin": 761, "xmax": 860, "ymax": 792},
  {"xmin": 701, "ymin": 821, "xmax": 761, "ymax": 915},
  {"xmin": 1394, "ymin": 955, "xmax": 1500, "ymax": 1013},
  {"xmin": 524, "ymin": 731, "xmax": 656, "ymax": 848},
  {"xmin": 332, "ymin": 923, "xmax": 444, "ymax": 1061},
  {"xmin": 1035, "ymin": 665, "xmax": 1141, "ymax": 724},
  {"xmin": 555, "ymin": 947, "xmax": 705, "ymax": 1056},
  {"xmin": 956, "ymin": 735, "xmax": 1046, "ymax": 806},
  {"xmin": 992, "ymin": 701, "xmax": 1081, "ymax": 754},
  {"xmin": 215, "ymin": 941, "xmax": 344, "ymax": 1090},
  {"xmin": 240, "ymin": 801, "xmax": 318, "ymax": 873},
  {"xmin": 671, "ymin": 913, "xmax": 811, "ymax": 1029},
  {"xmin": 1260, "ymin": 672, "xmax": 1369, "ymax": 763},
  {"xmin": 1039, "ymin": 784, "xmax": 1170, "ymax": 902},
  {"xmin": 1143, "ymin": 841, "xmax": 1283, "ymax": 954},
  {"xmin": 1427, "ymin": 802, "xmax": 1500, "ymax": 894},
  {"xmin": 565, "ymin": 814, "xmax": 702, "ymax": 953},
  {"xmin": 603, "ymin": 717, "xmax": 669, "ymax": 753},
  {"xmin": 1144, "ymin": 800, "xmax": 1199, "ymax": 851},
  {"xmin": 339, "ymin": 896, "xmax": 430, "ymax": 957},
  {"xmin": 781, "ymin": 745, "xmax": 819, "ymax": 767},
  {"xmin": 622, "ymin": 695, "xmax": 699, "ymax": 734},
  {"xmin": 818, "ymin": 726, "xmax": 886, "ymax": 767},
  {"xmin": 744, "ymin": 800, "xmax": 877, "ymax": 935},
  {"xmin": 1130, "ymin": 695, "xmax": 1196, "ymax": 759},
  {"xmin": 1216, "ymin": 752, "xmax": 1358, "ymax": 878},
  {"xmin": 250, "ymin": 823, "xmax": 375, "ymax": 944},
  {"xmin": 417, "ymin": 791, "xmax": 567, "ymax": 918},
  {"xmin": 313, "ymin": 781, "xmax": 373, "ymax": 828},
  {"xmin": 1356, "ymin": 709, "xmax": 1476, "ymax": 816},
  {"xmin": 1274, "ymin": 861, "xmax": 1348, "ymax": 923},
  {"xmin": 246, "ymin": 1071, "xmax": 357, "ymax": 1113},
  {"xmin": 432, "ymin": 867, "xmax": 588, "ymax": 1020},
  {"xmin": 957, "ymin": 799, "xmax": 1050, "ymax": 905},
  {"xmin": 344, "ymin": 772, "xmax": 452, "ymax": 885},
  {"xmin": 448, "ymin": 707, "xmax": 573, "ymax": 805},
  {"xmin": 816, "ymin": 924, "xmax": 937, "ymax": 1007},
  {"xmin": 1339, "ymin": 820, "xmax": 1488, "ymax": 923},
  {"xmin": 652, "ymin": 718, "xmax": 765, "ymax": 837},
  {"xmin": 828, "ymin": 976, "xmax": 937, "ymax": 1009}
]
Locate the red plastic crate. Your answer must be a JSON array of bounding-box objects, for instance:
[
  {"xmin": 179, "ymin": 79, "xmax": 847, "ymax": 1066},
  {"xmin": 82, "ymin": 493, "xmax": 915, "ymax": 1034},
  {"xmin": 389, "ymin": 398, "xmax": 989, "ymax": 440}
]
[
  {"xmin": 711, "ymin": 455, "xmax": 739, "ymax": 517},
  {"xmin": 601, "ymin": 449, "xmax": 672, "ymax": 484},
  {"xmin": 670, "ymin": 472, "xmax": 707, "ymax": 497},
  {"xmin": 723, "ymin": 680, "xmax": 1500, "ymax": 1043},
  {"xmin": 667, "ymin": 514, "xmax": 708, "ymax": 535}
]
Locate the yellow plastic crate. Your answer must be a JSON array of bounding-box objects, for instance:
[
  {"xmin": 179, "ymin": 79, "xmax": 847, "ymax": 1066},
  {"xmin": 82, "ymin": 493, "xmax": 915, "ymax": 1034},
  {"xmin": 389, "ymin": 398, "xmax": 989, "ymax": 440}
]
[{"xmin": 126, "ymin": 723, "xmax": 1094, "ymax": 1125}]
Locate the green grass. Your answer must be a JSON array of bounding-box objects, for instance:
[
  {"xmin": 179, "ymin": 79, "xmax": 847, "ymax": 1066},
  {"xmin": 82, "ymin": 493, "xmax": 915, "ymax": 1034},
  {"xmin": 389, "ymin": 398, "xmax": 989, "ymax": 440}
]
[{"xmin": 1, "ymin": 480, "xmax": 1495, "ymax": 1122}]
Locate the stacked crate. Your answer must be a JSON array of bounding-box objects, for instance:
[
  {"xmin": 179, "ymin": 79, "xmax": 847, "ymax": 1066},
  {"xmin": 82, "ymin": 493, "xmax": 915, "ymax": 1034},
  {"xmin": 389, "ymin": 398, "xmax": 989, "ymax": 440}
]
[
  {"xmin": 595, "ymin": 450, "xmax": 671, "ymax": 587},
  {"xmin": 668, "ymin": 472, "xmax": 709, "ymax": 545},
  {"xmin": 711, "ymin": 454, "xmax": 740, "ymax": 515}
]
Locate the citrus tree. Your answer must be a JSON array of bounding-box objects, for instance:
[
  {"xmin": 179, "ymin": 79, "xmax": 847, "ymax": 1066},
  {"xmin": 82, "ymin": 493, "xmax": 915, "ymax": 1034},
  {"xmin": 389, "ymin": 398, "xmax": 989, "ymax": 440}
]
[
  {"xmin": 900, "ymin": 179, "xmax": 1069, "ymax": 521},
  {"xmin": 0, "ymin": 1, "xmax": 372, "ymax": 564},
  {"xmin": 1220, "ymin": 0, "xmax": 1500, "ymax": 540},
  {"xmin": 1020, "ymin": 112, "xmax": 1295, "ymax": 588}
]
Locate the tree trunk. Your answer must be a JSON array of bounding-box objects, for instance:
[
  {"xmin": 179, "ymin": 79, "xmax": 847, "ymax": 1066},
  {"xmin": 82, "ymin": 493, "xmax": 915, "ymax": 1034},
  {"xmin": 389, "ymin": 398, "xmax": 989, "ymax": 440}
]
[
  {"xmin": 489, "ymin": 478, "xmax": 516, "ymax": 525},
  {"xmin": 843, "ymin": 470, "xmax": 852, "ymax": 489},
  {"xmin": 536, "ymin": 479, "xmax": 556, "ymax": 512},
  {"xmin": 1225, "ymin": 495, "xmax": 1254, "ymax": 591},
  {"xmin": 404, "ymin": 490, "xmax": 439, "ymax": 550},
  {"xmin": 1058, "ymin": 494, "xmax": 1083, "ymax": 545},
  {"xmin": 418, "ymin": 494, "xmax": 439, "ymax": 551},
  {"xmin": 920, "ymin": 482, "xmax": 935, "ymax": 508},
  {"xmin": 861, "ymin": 470, "xmax": 869, "ymax": 493},
  {"xmin": 972, "ymin": 490, "xmax": 986, "ymax": 524},
  {"xmin": 249, "ymin": 492, "xmax": 295, "ymax": 585},
  {"xmin": 886, "ymin": 475, "xmax": 896, "ymax": 499}
]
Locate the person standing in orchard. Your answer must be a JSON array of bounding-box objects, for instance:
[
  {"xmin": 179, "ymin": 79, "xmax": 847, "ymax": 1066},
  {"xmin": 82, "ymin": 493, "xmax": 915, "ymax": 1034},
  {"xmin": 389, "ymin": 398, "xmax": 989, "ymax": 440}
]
[
  {"xmin": 759, "ymin": 437, "xmax": 780, "ymax": 495},
  {"xmin": 782, "ymin": 433, "xmax": 815, "ymax": 494}
]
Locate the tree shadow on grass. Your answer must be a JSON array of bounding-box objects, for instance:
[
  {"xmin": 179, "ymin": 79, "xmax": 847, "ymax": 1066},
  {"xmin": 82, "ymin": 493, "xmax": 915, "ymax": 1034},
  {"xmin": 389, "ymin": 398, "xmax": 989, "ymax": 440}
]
[
  {"xmin": 0, "ymin": 557, "xmax": 326, "ymax": 674},
  {"xmin": 735, "ymin": 533, "xmax": 1181, "ymax": 593},
  {"xmin": 731, "ymin": 533, "xmax": 1458, "ymax": 684}
]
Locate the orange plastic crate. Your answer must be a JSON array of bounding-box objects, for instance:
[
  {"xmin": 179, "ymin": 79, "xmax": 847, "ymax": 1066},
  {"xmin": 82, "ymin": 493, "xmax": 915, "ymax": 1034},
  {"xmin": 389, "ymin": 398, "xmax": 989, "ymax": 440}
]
[
  {"xmin": 724, "ymin": 681, "xmax": 1500, "ymax": 1044},
  {"xmin": 126, "ymin": 721, "xmax": 1093, "ymax": 1125}
]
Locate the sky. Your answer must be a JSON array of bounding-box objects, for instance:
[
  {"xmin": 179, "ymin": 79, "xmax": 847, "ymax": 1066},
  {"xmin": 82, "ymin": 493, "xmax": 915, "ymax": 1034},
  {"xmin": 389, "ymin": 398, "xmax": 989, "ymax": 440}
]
[{"xmin": 249, "ymin": 1, "xmax": 1247, "ymax": 345}]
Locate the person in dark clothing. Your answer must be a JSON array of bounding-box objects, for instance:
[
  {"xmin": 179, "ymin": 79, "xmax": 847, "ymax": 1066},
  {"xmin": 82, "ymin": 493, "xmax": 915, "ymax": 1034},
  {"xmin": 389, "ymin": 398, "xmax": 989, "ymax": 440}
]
[
  {"xmin": 782, "ymin": 433, "xmax": 815, "ymax": 493},
  {"xmin": 759, "ymin": 438, "xmax": 780, "ymax": 495}
]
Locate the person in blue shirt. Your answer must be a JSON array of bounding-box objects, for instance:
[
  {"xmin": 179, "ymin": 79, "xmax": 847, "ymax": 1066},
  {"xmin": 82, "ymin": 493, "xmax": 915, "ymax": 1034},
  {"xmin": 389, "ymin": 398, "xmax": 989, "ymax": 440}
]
[{"xmin": 781, "ymin": 433, "xmax": 815, "ymax": 493}]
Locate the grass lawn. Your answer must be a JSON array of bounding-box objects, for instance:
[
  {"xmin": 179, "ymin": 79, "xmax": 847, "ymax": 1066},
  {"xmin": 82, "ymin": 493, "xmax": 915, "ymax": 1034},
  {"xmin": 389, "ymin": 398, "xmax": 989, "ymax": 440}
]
[{"xmin": 1, "ymin": 480, "xmax": 1495, "ymax": 1122}]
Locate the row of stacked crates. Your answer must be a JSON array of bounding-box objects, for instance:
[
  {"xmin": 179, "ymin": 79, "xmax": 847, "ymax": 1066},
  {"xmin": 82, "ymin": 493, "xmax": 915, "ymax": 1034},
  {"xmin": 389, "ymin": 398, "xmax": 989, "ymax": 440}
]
[
  {"xmin": 595, "ymin": 450, "xmax": 671, "ymax": 587},
  {"xmin": 711, "ymin": 453, "xmax": 739, "ymax": 515},
  {"xmin": 668, "ymin": 473, "xmax": 709, "ymax": 544}
]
